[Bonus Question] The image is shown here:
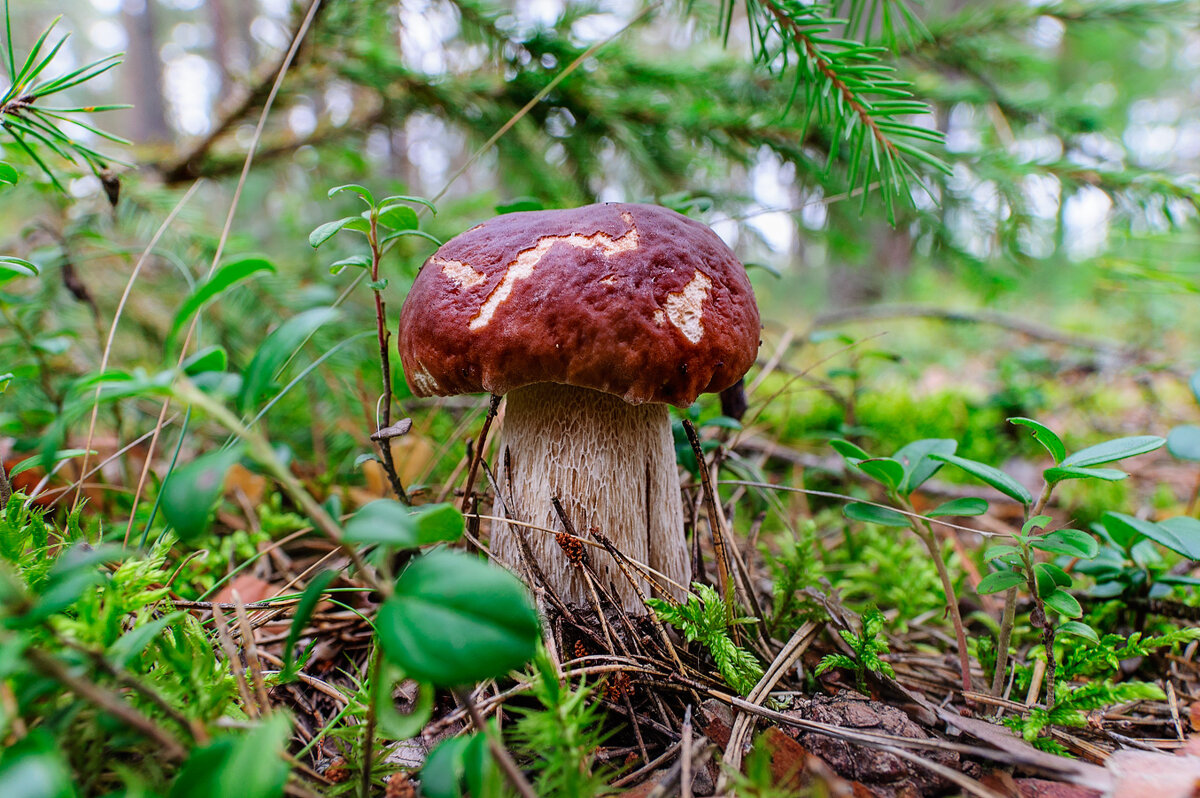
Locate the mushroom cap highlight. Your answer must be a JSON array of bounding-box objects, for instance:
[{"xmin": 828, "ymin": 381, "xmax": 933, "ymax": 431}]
[{"xmin": 397, "ymin": 203, "xmax": 760, "ymax": 407}]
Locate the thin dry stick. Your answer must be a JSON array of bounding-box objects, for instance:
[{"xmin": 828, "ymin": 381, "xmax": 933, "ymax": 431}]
[
  {"xmin": 720, "ymin": 479, "xmax": 998, "ymax": 537},
  {"xmin": 460, "ymin": 394, "xmax": 501, "ymax": 512},
  {"xmin": 717, "ymin": 621, "xmax": 819, "ymax": 791},
  {"xmin": 233, "ymin": 591, "xmax": 272, "ymax": 710},
  {"xmin": 212, "ymin": 604, "xmax": 257, "ymax": 717},
  {"xmin": 75, "ymin": 181, "xmax": 202, "ymax": 517},
  {"xmin": 682, "ymin": 420, "xmax": 735, "ymax": 632},
  {"xmin": 680, "ymin": 705, "xmax": 694, "ymax": 798},
  {"xmin": 122, "ymin": 0, "xmax": 322, "ymax": 547},
  {"xmin": 588, "ymin": 529, "xmax": 690, "ymax": 679},
  {"xmin": 483, "ymin": 460, "xmax": 577, "ymax": 622}
]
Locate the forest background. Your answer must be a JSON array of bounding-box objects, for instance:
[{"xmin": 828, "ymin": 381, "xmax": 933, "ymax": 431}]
[{"xmin": 1, "ymin": 0, "xmax": 1200, "ymax": 796}]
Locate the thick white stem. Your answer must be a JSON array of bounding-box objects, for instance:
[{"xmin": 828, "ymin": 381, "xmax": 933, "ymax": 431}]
[{"xmin": 493, "ymin": 383, "xmax": 691, "ymax": 613}]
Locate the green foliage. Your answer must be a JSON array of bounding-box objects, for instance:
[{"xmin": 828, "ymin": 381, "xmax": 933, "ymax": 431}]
[
  {"xmin": 732, "ymin": 0, "xmax": 949, "ymax": 218},
  {"xmin": 1058, "ymin": 628, "xmax": 1200, "ymax": 682},
  {"xmin": 376, "ymin": 549, "xmax": 541, "ymax": 687},
  {"xmin": 169, "ymin": 715, "xmax": 291, "ymax": 798},
  {"xmin": 1003, "ymin": 680, "xmax": 1167, "ymax": 753},
  {"xmin": 648, "ymin": 583, "xmax": 763, "ymax": 695},
  {"xmin": 815, "ymin": 608, "xmax": 894, "ymax": 693},
  {"xmin": 827, "ymin": 522, "xmax": 953, "ymax": 626},
  {"xmin": 0, "ymin": 3, "xmax": 128, "ymax": 188},
  {"xmin": 508, "ymin": 654, "xmax": 612, "ymax": 798},
  {"xmin": 763, "ymin": 521, "xmax": 825, "ymax": 633}
]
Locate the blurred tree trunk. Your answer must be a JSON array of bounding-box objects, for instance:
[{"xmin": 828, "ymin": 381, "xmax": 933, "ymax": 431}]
[
  {"xmin": 122, "ymin": 0, "xmax": 171, "ymax": 144},
  {"xmin": 208, "ymin": 0, "xmax": 232, "ymax": 96}
]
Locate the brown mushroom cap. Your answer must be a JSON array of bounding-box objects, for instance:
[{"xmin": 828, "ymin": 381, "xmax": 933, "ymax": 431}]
[{"xmin": 397, "ymin": 203, "xmax": 760, "ymax": 407}]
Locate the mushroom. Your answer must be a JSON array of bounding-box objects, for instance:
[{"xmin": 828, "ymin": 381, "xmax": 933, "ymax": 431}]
[{"xmin": 397, "ymin": 203, "xmax": 760, "ymax": 612}]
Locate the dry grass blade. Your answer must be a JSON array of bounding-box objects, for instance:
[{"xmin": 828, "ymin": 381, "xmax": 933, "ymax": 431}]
[
  {"xmin": 123, "ymin": 0, "xmax": 323, "ymax": 547},
  {"xmin": 212, "ymin": 603, "xmax": 258, "ymax": 718},
  {"xmin": 717, "ymin": 621, "xmax": 819, "ymax": 791}
]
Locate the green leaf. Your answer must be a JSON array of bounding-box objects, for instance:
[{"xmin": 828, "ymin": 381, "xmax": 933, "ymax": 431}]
[
  {"xmin": 927, "ymin": 497, "xmax": 988, "ymax": 517},
  {"xmin": 329, "ymin": 254, "xmax": 370, "ymax": 275},
  {"xmin": 1034, "ymin": 562, "xmax": 1072, "ymax": 595},
  {"xmin": 0, "ymin": 255, "xmax": 38, "ymax": 283},
  {"xmin": 892, "ymin": 438, "xmax": 956, "ymax": 494},
  {"xmin": 0, "ymin": 731, "xmax": 76, "ymax": 798},
  {"xmin": 463, "ymin": 728, "xmax": 502, "ymax": 798},
  {"xmin": 376, "ymin": 550, "xmax": 539, "ymax": 686},
  {"xmin": 983, "ymin": 544, "xmax": 1019, "ymax": 561},
  {"xmin": 167, "ymin": 256, "xmax": 275, "ymax": 354},
  {"xmin": 160, "ymin": 446, "xmax": 243, "ymax": 542},
  {"xmin": 495, "ymin": 197, "xmax": 543, "ymax": 214},
  {"xmin": 380, "ymin": 228, "xmax": 443, "ymax": 249},
  {"xmin": 842, "ymin": 502, "xmax": 909, "ymax": 527},
  {"xmin": 326, "ymin": 183, "xmax": 375, "ymax": 205},
  {"xmin": 830, "ymin": 439, "xmax": 869, "ymax": 463},
  {"xmin": 344, "ymin": 501, "xmax": 464, "ymax": 549},
  {"xmin": 374, "ymin": 661, "xmax": 434, "ymax": 740},
  {"xmin": 1032, "ymin": 529, "xmax": 1099, "ymax": 559},
  {"xmin": 379, "ymin": 194, "xmax": 437, "ymax": 214},
  {"xmin": 1104, "ymin": 512, "xmax": 1197, "ymax": 559},
  {"xmin": 1167, "ymin": 425, "xmax": 1200, "ymax": 462},
  {"xmin": 977, "ymin": 570, "xmax": 1024, "ymax": 594},
  {"xmin": 309, "ymin": 217, "xmax": 361, "ymax": 248},
  {"xmin": 183, "ymin": 345, "xmax": 228, "ymax": 376},
  {"xmin": 15, "ymin": 544, "xmax": 119, "ymax": 626},
  {"xmin": 0, "ymin": 162, "xmax": 17, "ymax": 184},
  {"xmin": 1023, "ymin": 515, "xmax": 1052, "ymax": 535},
  {"xmin": 1156, "ymin": 516, "xmax": 1200, "ymax": 560},
  {"xmin": 239, "ymin": 307, "xmax": 340, "ymax": 412},
  {"xmin": 169, "ymin": 715, "xmax": 290, "ymax": 798},
  {"xmin": 928, "ymin": 454, "xmax": 1032, "ymax": 505},
  {"xmin": 1061, "ymin": 436, "xmax": 1165, "ymax": 468},
  {"xmin": 377, "ymin": 204, "xmax": 419, "ymax": 231},
  {"xmin": 282, "ymin": 570, "xmax": 337, "ymax": 676},
  {"xmin": 1058, "ymin": 621, "xmax": 1099, "ymax": 643},
  {"xmin": 8, "ymin": 448, "xmax": 95, "ymax": 477},
  {"xmin": 856, "ymin": 457, "xmax": 904, "ymax": 490},
  {"xmin": 1043, "ymin": 589, "xmax": 1082, "ymax": 618},
  {"xmin": 422, "ymin": 736, "xmax": 470, "ymax": 798},
  {"xmin": 1008, "ymin": 418, "xmax": 1065, "ymax": 464},
  {"xmin": 108, "ymin": 611, "xmax": 184, "ymax": 669},
  {"xmin": 1044, "ymin": 466, "xmax": 1128, "ymax": 483}
]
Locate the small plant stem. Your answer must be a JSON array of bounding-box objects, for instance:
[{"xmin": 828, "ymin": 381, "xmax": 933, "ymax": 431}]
[
  {"xmin": 461, "ymin": 394, "xmax": 502, "ymax": 513},
  {"xmin": 902, "ymin": 498, "xmax": 971, "ymax": 693},
  {"xmin": 368, "ymin": 215, "xmax": 408, "ymax": 504},
  {"xmin": 455, "ymin": 687, "xmax": 537, "ymax": 798},
  {"xmin": 682, "ymin": 419, "xmax": 736, "ymax": 636},
  {"xmin": 360, "ymin": 646, "xmax": 382, "ymax": 798},
  {"xmin": 24, "ymin": 646, "xmax": 188, "ymax": 760},
  {"xmin": 990, "ymin": 588, "xmax": 1017, "ymax": 697},
  {"xmin": 1, "ymin": 304, "xmax": 63, "ymax": 409},
  {"xmin": 991, "ymin": 482, "xmax": 1053, "ymax": 698},
  {"xmin": 57, "ymin": 635, "xmax": 205, "ymax": 744},
  {"xmin": 173, "ymin": 381, "xmax": 386, "ymax": 596},
  {"xmin": 1025, "ymin": 482, "xmax": 1057, "ymax": 704},
  {"xmin": 1020, "ymin": 548, "xmax": 1057, "ymax": 705}
]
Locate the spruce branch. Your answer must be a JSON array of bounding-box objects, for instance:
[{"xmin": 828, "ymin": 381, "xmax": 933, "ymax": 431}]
[
  {"xmin": 739, "ymin": 0, "xmax": 950, "ymax": 218},
  {"xmin": 0, "ymin": 5, "xmax": 129, "ymax": 188}
]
